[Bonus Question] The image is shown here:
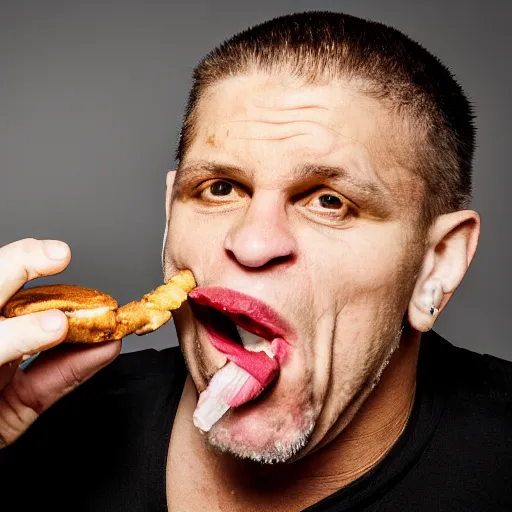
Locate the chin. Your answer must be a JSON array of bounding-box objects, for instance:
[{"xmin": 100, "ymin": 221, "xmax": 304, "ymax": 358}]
[{"xmin": 205, "ymin": 391, "xmax": 317, "ymax": 465}]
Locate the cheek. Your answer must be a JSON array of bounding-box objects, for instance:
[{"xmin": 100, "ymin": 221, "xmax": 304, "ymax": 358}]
[
  {"xmin": 301, "ymin": 221, "xmax": 411, "ymax": 298},
  {"xmin": 167, "ymin": 205, "xmax": 229, "ymax": 272},
  {"xmin": 301, "ymin": 223, "xmax": 413, "ymax": 388}
]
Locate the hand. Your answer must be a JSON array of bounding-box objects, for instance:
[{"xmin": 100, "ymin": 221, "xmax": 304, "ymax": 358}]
[{"xmin": 0, "ymin": 238, "xmax": 121, "ymax": 448}]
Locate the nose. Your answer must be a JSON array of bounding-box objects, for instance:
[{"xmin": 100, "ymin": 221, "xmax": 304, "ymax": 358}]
[{"xmin": 224, "ymin": 193, "xmax": 296, "ymax": 269}]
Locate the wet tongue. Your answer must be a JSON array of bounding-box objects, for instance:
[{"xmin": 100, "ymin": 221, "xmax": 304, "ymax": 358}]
[
  {"xmin": 209, "ymin": 333, "xmax": 280, "ymax": 387},
  {"xmin": 193, "ymin": 361, "xmax": 266, "ymax": 432}
]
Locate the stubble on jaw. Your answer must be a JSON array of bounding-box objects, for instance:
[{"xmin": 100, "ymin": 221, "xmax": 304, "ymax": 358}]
[
  {"xmin": 201, "ymin": 325, "xmax": 405, "ymax": 466},
  {"xmin": 206, "ymin": 404, "xmax": 317, "ymax": 465},
  {"xmin": 208, "ymin": 424, "xmax": 316, "ymax": 466}
]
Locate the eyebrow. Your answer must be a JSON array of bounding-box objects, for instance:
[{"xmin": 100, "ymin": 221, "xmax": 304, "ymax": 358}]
[
  {"xmin": 175, "ymin": 161, "xmax": 248, "ymax": 191},
  {"xmin": 175, "ymin": 160, "xmax": 391, "ymax": 211},
  {"xmin": 293, "ymin": 162, "xmax": 386, "ymax": 199}
]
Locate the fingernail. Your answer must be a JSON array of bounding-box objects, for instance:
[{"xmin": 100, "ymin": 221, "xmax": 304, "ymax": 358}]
[
  {"xmin": 44, "ymin": 241, "xmax": 68, "ymax": 260},
  {"xmin": 39, "ymin": 311, "xmax": 64, "ymax": 332}
]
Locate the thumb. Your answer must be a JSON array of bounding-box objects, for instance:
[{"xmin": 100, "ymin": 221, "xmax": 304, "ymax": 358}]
[{"xmin": 0, "ymin": 340, "xmax": 121, "ymax": 446}]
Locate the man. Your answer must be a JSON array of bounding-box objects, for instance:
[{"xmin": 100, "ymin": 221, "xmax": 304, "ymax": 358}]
[{"xmin": 0, "ymin": 10, "xmax": 510, "ymax": 511}]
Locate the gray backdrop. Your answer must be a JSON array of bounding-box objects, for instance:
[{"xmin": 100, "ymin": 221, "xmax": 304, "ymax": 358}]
[{"xmin": 1, "ymin": 0, "xmax": 510, "ymax": 359}]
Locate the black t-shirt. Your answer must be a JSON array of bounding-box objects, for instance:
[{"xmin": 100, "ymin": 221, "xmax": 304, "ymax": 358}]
[{"xmin": 1, "ymin": 330, "xmax": 511, "ymax": 511}]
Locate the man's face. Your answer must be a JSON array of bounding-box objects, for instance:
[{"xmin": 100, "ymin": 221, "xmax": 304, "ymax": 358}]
[{"xmin": 164, "ymin": 74, "xmax": 425, "ymax": 463}]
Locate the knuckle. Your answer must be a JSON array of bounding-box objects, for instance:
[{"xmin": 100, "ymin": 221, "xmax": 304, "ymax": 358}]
[
  {"xmin": 8, "ymin": 239, "xmax": 49, "ymax": 281},
  {"xmin": 9, "ymin": 374, "xmax": 44, "ymax": 416},
  {"xmin": 0, "ymin": 239, "xmax": 37, "ymax": 281},
  {"xmin": 56, "ymin": 363, "xmax": 84, "ymax": 392},
  {"xmin": 7, "ymin": 238, "xmax": 40, "ymax": 261},
  {"xmin": 0, "ymin": 388, "xmax": 38, "ymax": 446},
  {"xmin": 16, "ymin": 238, "xmax": 40, "ymax": 252},
  {"xmin": 0, "ymin": 422, "xmax": 15, "ymax": 448},
  {"xmin": 0, "ymin": 238, "xmax": 37, "ymax": 253},
  {"xmin": 18, "ymin": 239, "xmax": 47, "ymax": 278}
]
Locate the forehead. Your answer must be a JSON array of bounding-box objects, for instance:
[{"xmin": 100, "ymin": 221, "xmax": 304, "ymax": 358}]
[{"xmin": 185, "ymin": 74, "xmax": 422, "ymax": 203}]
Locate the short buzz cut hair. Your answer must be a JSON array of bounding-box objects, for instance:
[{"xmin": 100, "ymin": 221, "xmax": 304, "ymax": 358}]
[{"xmin": 176, "ymin": 11, "xmax": 476, "ymax": 230}]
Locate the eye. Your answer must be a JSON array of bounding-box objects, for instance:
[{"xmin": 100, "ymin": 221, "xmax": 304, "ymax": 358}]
[
  {"xmin": 299, "ymin": 189, "xmax": 355, "ymax": 225},
  {"xmin": 317, "ymin": 194, "xmax": 343, "ymax": 209},
  {"xmin": 195, "ymin": 179, "xmax": 247, "ymax": 204},
  {"xmin": 210, "ymin": 181, "xmax": 233, "ymax": 196},
  {"xmin": 309, "ymin": 192, "xmax": 347, "ymax": 213}
]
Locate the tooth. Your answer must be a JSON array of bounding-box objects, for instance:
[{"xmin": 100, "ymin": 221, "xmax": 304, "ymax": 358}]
[
  {"xmin": 236, "ymin": 325, "xmax": 261, "ymax": 346},
  {"xmin": 236, "ymin": 326, "xmax": 274, "ymax": 359},
  {"xmin": 253, "ymin": 345, "xmax": 275, "ymax": 359}
]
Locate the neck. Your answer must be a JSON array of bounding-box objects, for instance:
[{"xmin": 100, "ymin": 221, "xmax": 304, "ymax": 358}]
[{"xmin": 171, "ymin": 329, "xmax": 421, "ymax": 510}]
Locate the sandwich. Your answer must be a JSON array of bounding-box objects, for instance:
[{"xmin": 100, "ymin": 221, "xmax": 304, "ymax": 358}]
[{"xmin": 2, "ymin": 270, "xmax": 196, "ymax": 343}]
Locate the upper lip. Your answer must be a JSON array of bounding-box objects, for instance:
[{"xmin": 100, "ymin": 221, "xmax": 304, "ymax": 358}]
[{"xmin": 188, "ymin": 287, "xmax": 295, "ymax": 342}]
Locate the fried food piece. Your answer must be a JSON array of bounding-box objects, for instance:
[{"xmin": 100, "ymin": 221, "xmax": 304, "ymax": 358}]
[
  {"xmin": 113, "ymin": 301, "xmax": 171, "ymax": 339},
  {"xmin": 113, "ymin": 269, "xmax": 196, "ymax": 339},
  {"xmin": 2, "ymin": 270, "xmax": 196, "ymax": 343},
  {"xmin": 3, "ymin": 284, "xmax": 118, "ymax": 343},
  {"xmin": 2, "ymin": 284, "xmax": 118, "ymax": 316}
]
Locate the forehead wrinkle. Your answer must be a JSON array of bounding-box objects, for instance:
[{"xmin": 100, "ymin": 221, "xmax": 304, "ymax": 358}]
[
  {"xmin": 246, "ymin": 105, "xmax": 330, "ymax": 122},
  {"xmin": 220, "ymin": 117, "xmax": 370, "ymax": 152},
  {"xmin": 227, "ymin": 119, "xmax": 322, "ymax": 125},
  {"xmin": 219, "ymin": 118, "xmax": 337, "ymax": 146},
  {"xmin": 232, "ymin": 134, "xmax": 311, "ymax": 142},
  {"xmin": 257, "ymin": 105, "xmax": 329, "ymax": 112}
]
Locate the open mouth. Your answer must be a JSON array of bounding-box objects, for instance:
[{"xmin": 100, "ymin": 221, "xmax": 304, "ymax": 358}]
[
  {"xmin": 188, "ymin": 287, "xmax": 291, "ymax": 387},
  {"xmin": 190, "ymin": 302, "xmax": 276, "ymax": 357},
  {"xmin": 188, "ymin": 287, "xmax": 293, "ymax": 431}
]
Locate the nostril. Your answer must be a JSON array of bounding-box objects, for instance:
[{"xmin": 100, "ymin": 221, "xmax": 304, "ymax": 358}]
[
  {"xmin": 257, "ymin": 254, "xmax": 295, "ymax": 271},
  {"xmin": 225, "ymin": 249, "xmax": 295, "ymax": 271}
]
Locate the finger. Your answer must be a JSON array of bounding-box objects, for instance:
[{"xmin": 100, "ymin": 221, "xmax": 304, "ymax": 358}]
[
  {"xmin": 0, "ymin": 238, "xmax": 70, "ymax": 308},
  {"xmin": 0, "ymin": 358, "xmax": 22, "ymax": 389},
  {"xmin": 0, "ymin": 339, "xmax": 121, "ymax": 446},
  {"xmin": 0, "ymin": 309, "xmax": 68, "ymax": 365}
]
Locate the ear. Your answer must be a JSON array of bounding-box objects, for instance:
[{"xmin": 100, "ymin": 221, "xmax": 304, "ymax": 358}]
[{"xmin": 408, "ymin": 209, "xmax": 480, "ymax": 332}]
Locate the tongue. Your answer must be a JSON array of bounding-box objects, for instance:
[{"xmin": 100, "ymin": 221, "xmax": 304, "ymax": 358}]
[
  {"xmin": 193, "ymin": 361, "xmax": 266, "ymax": 432},
  {"xmin": 210, "ymin": 335, "xmax": 280, "ymax": 387}
]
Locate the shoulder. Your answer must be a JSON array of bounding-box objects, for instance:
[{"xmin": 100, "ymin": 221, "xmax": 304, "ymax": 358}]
[
  {"xmin": 423, "ymin": 330, "xmax": 512, "ymax": 404},
  {"xmin": 411, "ymin": 332, "xmax": 512, "ymax": 507},
  {"xmin": 421, "ymin": 331, "xmax": 512, "ymax": 472}
]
